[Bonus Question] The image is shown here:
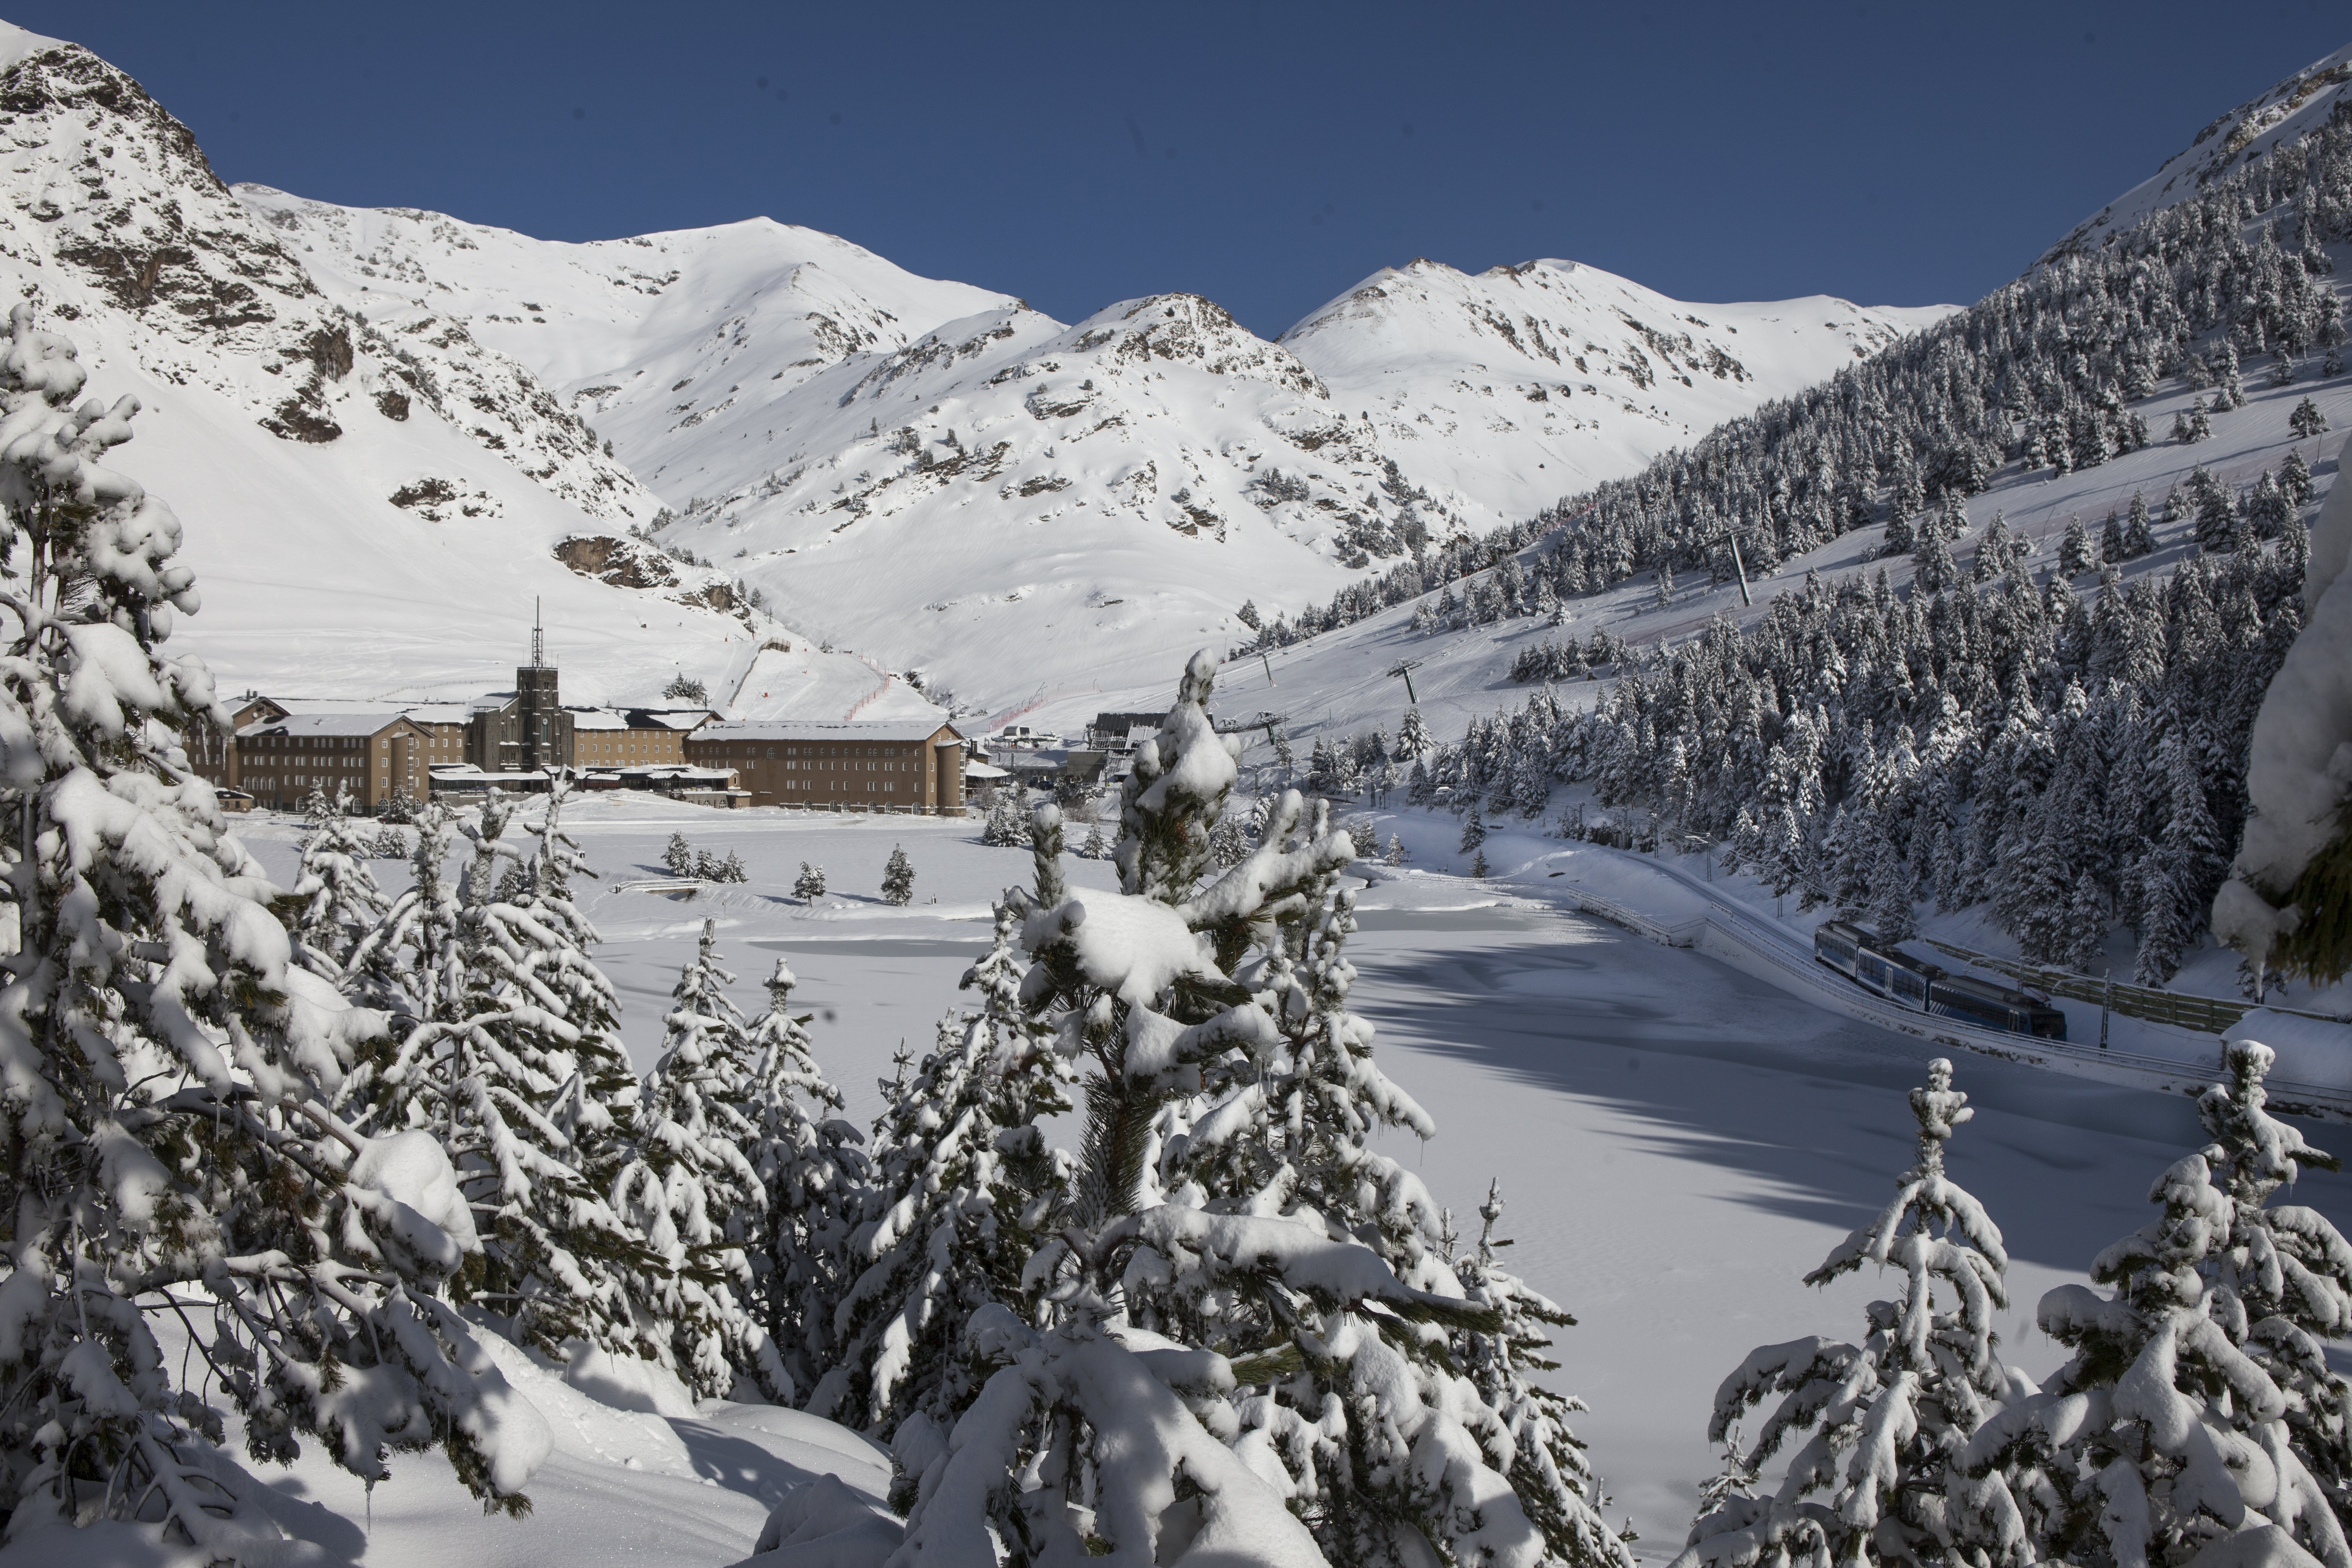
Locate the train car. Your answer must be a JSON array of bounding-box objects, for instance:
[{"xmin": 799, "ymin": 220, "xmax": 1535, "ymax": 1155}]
[
  {"xmin": 1812, "ymin": 921, "xmax": 2065, "ymax": 1039},
  {"xmin": 1813, "ymin": 919, "xmax": 1865, "ymax": 980},
  {"xmin": 1926, "ymin": 972, "xmax": 2067, "ymax": 1039}
]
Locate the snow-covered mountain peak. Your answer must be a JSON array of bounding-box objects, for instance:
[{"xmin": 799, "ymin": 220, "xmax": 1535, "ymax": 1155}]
[
  {"xmin": 1278, "ymin": 252, "xmax": 1953, "ymax": 532},
  {"xmin": 6, "ymin": 36, "xmax": 323, "ymax": 363},
  {"xmin": 2044, "ymin": 39, "xmax": 2352, "ymax": 260},
  {"xmin": 233, "ymin": 186, "xmax": 1017, "ymax": 477},
  {"xmin": 0, "ymin": 28, "xmax": 861, "ymax": 711},
  {"xmin": 0, "ymin": 20, "xmax": 61, "ymax": 72},
  {"xmin": 1063, "ymin": 292, "xmax": 1328, "ymax": 396}
]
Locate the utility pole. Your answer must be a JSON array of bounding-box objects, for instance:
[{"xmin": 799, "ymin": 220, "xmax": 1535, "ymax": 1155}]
[
  {"xmin": 2099, "ymin": 969, "xmax": 2112, "ymax": 1052},
  {"xmin": 1386, "ymin": 659, "xmax": 1422, "ymax": 706},
  {"xmin": 1700, "ymin": 527, "xmax": 1761, "ymax": 607},
  {"xmin": 1260, "ymin": 652, "xmax": 1276, "ymax": 687}
]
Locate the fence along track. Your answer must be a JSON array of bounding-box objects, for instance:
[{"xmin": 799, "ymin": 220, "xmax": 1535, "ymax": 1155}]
[
  {"xmin": 1923, "ymin": 939, "xmax": 2348, "ymax": 1037},
  {"xmin": 1539, "ymin": 851, "xmax": 2352, "ymax": 1120}
]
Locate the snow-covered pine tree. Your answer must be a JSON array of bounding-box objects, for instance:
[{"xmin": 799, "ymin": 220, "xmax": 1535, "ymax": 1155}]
[
  {"xmin": 622, "ymin": 918, "xmax": 779, "ymax": 1399},
  {"xmin": 1868, "ymin": 828, "xmax": 1919, "ymax": 945},
  {"xmin": 795, "ymin": 861, "xmax": 827, "ymax": 902},
  {"xmin": 982, "ymin": 788, "xmax": 1029, "ymax": 847},
  {"xmin": 2292, "ymin": 396, "xmax": 2330, "ymax": 446},
  {"xmin": 1395, "ymin": 705, "xmax": 1432, "ymax": 764},
  {"xmin": 2249, "ymin": 472, "xmax": 2295, "ymax": 542},
  {"xmin": 1959, "ymin": 1041, "xmax": 2352, "ymax": 1568},
  {"xmin": 2099, "ymin": 510, "xmax": 2127, "ymax": 569},
  {"xmin": 738, "ymin": 956, "xmax": 867, "ymax": 1404},
  {"xmin": 1454, "ymin": 1181, "xmax": 1626, "ymax": 1568},
  {"xmin": 289, "ymin": 781, "xmax": 392, "ymax": 981},
  {"xmin": 2282, "ymin": 449, "xmax": 2316, "ymax": 508},
  {"xmin": 664, "ymin": 830, "xmax": 695, "ymax": 877},
  {"xmin": 2214, "ymin": 339, "xmax": 2246, "ymax": 410},
  {"xmin": 2123, "ymin": 490, "xmax": 2158, "ymax": 559},
  {"xmin": 1678, "ymin": 1060, "xmax": 2017, "ymax": 1568},
  {"xmin": 2059, "ymin": 517, "xmax": 2097, "ymax": 579},
  {"xmin": 0, "ymin": 305, "xmax": 550, "ymax": 1550},
  {"xmin": 894, "ymin": 653, "xmax": 1630, "ymax": 1568},
  {"xmin": 2134, "ymin": 733, "xmax": 2223, "ymax": 986},
  {"xmin": 1385, "ymin": 833, "xmax": 1408, "ymax": 866},
  {"xmin": 1462, "ymin": 801, "xmax": 1488, "ymax": 860},
  {"xmin": 881, "ymin": 844, "xmax": 915, "ymax": 906},
  {"xmin": 813, "ymin": 890, "xmax": 1073, "ymax": 1471},
  {"xmin": 365, "ymin": 790, "xmax": 669, "ymax": 1367},
  {"xmin": 1913, "ymin": 525, "xmax": 1958, "ymax": 595}
]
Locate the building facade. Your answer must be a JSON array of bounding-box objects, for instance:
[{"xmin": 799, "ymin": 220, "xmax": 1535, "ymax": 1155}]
[
  {"xmin": 466, "ymin": 665, "xmax": 577, "ymax": 772},
  {"xmin": 685, "ymin": 719, "xmax": 967, "ymax": 812},
  {"xmin": 236, "ymin": 713, "xmax": 435, "ymax": 812},
  {"xmin": 569, "ymin": 707, "xmax": 709, "ymax": 769}
]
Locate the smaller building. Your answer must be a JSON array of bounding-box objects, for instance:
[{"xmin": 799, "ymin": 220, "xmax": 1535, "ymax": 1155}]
[
  {"xmin": 400, "ymin": 704, "xmax": 473, "ymax": 771},
  {"xmin": 1087, "ymin": 711, "xmax": 1163, "ymax": 750},
  {"xmin": 686, "ymin": 718, "xmax": 968, "ymax": 812},
  {"xmin": 237, "ymin": 712, "xmax": 434, "ymax": 813},
  {"xmin": 186, "ymin": 694, "xmax": 286, "ymax": 791},
  {"xmin": 569, "ymin": 706, "xmax": 709, "ymax": 769}
]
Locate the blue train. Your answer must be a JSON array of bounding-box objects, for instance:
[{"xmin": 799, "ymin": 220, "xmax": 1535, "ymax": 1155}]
[{"xmin": 1812, "ymin": 920, "xmax": 2066, "ymax": 1039}]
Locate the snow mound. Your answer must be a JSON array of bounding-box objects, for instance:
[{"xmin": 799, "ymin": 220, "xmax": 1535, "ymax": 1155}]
[
  {"xmin": 461, "ymin": 1330, "xmax": 695, "ymax": 1475},
  {"xmin": 0, "ymin": 1520, "xmax": 209, "ymax": 1568},
  {"xmin": 731, "ymin": 1473, "xmax": 903, "ymax": 1568},
  {"xmin": 2218, "ymin": 433, "xmax": 2352, "ymax": 959},
  {"xmin": 563, "ymin": 1342, "xmax": 703, "ymax": 1421},
  {"xmin": 2224, "ymin": 1013, "xmax": 2352, "ymax": 1092},
  {"xmin": 350, "ymin": 1126, "xmax": 480, "ymax": 1257}
]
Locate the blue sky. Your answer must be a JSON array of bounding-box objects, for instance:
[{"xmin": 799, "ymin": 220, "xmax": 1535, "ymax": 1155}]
[{"xmin": 21, "ymin": 2, "xmax": 2350, "ymax": 335}]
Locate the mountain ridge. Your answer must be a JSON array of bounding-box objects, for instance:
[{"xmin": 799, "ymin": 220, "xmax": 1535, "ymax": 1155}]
[{"xmin": 238, "ymin": 183, "xmax": 1950, "ymax": 713}]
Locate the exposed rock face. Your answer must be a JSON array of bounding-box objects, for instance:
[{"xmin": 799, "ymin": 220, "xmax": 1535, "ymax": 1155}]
[
  {"xmin": 553, "ymin": 534, "xmax": 678, "ymax": 589},
  {"xmin": 2, "ymin": 32, "xmax": 652, "ymax": 516}
]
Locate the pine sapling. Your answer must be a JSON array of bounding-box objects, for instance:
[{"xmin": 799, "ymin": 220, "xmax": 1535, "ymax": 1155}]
[
  {"xmin": 880, "ymin": 844, "xmax": 914, "ymax": 906},
  {"xmin": 1678, "ymin": 1059, "xmax": 2018, "ymax": 1568}
]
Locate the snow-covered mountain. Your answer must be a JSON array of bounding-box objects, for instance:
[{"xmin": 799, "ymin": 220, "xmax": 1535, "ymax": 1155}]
[
  {"xmin": 2043, "ymin": 41, "xmax": 2352, "ymax": 262},
  {"xmin": 240, "ymin": 183, "xmax": 1952, "ymax": 714},
  {"xmin": 0, "ymin": 21, "xmax": 912, "ymax": 715},
  {"xmin": 1280, "ymin": 257, "xmax": 1950, "ymax": 526},
  {"xmin": 8, "ymin": 11, "xmax": 1960, "ymax": 720},
  {"xmin": 231, "ymin": 188, "xmax": 1018, "ymax": 498}
]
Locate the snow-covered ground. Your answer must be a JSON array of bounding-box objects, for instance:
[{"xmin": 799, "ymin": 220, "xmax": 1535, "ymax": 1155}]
[{"xmin": 214, "ymin": 793, "xmax": 2352, "ymax": 1558}]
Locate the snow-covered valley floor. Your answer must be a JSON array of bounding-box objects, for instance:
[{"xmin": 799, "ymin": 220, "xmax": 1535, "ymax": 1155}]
[{"xmin": 204, "ymin": 792, "xmax": 2352, "ymax": 1562}]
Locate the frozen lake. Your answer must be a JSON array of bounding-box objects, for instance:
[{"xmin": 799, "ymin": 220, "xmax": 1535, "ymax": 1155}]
[{"xmin": 237, "ymin": 797, "xmax": 2352, "ymax": 1554}]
